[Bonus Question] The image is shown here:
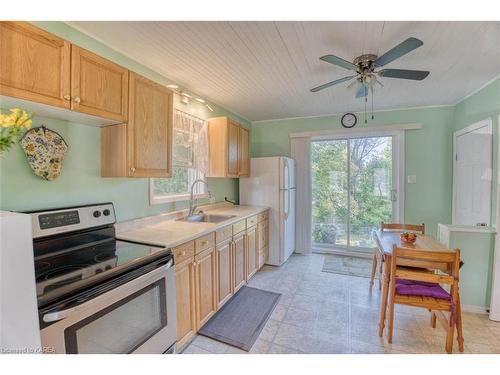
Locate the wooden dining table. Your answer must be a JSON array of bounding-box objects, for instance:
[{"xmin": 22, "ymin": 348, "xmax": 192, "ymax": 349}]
[{"xmin": 373, "ymin": 229, "xmax": 455, "ymax": 337}]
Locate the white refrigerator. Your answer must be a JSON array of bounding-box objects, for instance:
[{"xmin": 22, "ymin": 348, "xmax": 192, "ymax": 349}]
[{"xmin": 240, "ymin": 157, "xmax": 296, "ymax": 266}]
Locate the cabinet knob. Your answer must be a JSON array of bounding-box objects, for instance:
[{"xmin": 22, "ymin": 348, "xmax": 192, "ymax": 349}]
[
  {"xmin": 130, "ymin": 167, "xmax": 136, "ymax": 173},
  {"xmin": 74, "ymin": 97, "xmax": 81, "ymax": 104},
  {"xmin": 181, "ymin": 251, "xmax": 186, "ymax": 256},
  {"xmin": 63, "ymin": 94, "xmax": 71, "ymax": 101}
]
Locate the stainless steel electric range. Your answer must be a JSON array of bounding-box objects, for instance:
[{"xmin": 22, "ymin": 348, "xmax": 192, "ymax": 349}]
[{"xmin": 29, "ymin": 203, "xmax": 176, "ymax": 354}]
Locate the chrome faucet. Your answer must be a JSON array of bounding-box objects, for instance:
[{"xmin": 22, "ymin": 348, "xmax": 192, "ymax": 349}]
[{"xmin": 188, "ymin": 179, "xmax": 213, "ymax": 217}]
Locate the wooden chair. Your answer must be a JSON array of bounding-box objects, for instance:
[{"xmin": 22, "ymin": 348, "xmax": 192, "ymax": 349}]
[
  {"xmin": 370, "ymin": 222, "xmax": 425, "ymax": 291},
  {"xmin": 386, "ymin": 246, "xmax": 463, "ymax": 353}
]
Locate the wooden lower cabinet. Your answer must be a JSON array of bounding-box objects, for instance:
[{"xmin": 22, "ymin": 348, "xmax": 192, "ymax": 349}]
[
  {"xmin": 257, "ymin": 217, "xmax": 269, "ymax": 268},
  {"xmin": 232, "ymin": 232, "xmax": 246, "ymax": 293},
  {"xmin": 174, "ymin": 214, "xmax": 269, "ymax": 351},
  {"xmin": 246, "ymin": 225, "xmax": 258, "ymax": 280},
  {"xmin": 174, "ymin": 258, "xmax": 196, "ymax": 349},
  {"xmin": 216, "ymin": 239, "xmax": 233, "ymax": 308},
  {"xmin": 194, "ymin": 247, "xmax": 217, "ymax": 329}
]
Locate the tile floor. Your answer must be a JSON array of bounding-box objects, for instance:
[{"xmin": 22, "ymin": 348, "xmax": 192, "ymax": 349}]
[{"xmin": 182, "ymin": 253, "xmax": 500, "ymax": 354}]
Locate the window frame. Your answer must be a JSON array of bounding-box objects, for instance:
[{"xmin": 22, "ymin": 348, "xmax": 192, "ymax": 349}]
[{"xmin": 149, "ymin": 168, "xmax": 208, "ymax": 205}]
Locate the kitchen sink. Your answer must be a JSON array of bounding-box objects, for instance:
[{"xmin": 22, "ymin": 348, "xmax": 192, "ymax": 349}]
[{"xmin": 177, "ymin": 214, "xmax": 237, "ymax": 223}]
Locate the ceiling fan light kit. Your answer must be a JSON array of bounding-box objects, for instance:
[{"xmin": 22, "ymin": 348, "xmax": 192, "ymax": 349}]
[{"xmin": 310, "ymin": 37, "xmax": 430, "ymax": 124}]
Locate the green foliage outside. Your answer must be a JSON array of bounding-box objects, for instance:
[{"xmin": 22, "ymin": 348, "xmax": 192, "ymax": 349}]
[
  {"xmin": 153, "ymin": 167, "xmax": 189, "ymax": 195},
  {"xmin": 311, "ymin": 137, "xmax": 393, "ymax": 248}
]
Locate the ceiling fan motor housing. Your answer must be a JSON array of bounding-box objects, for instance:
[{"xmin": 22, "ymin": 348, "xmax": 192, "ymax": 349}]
[{"xmin": 353, "ymin": 54, "xmax": 378, "ymax": 72}]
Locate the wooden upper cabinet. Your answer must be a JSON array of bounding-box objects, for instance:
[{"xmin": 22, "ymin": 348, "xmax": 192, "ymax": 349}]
[
  {"xmin": 127, "ymin": 72, "xmax": 173, "ymax": 177},
  {"xmin": 207, "ymin": 116, "xmax": 250, "ymax": 178},
  {"xmin": 101, "ymin": 72, "xmax": 173, "ymax": 178},
  {"xmin": 71, "ymin": 46, "xmax": 129, "ymax": 122},
  {"xmin": 239, "ymin": 126, "xmax": 250, "ymax": 177},
  {"xmin": 227, "ymin": 120, "xmax": 240, "ymax": 177},
  {"xmin": 0, "ymin": 22, "xmax": 71, "ymax": 108}
]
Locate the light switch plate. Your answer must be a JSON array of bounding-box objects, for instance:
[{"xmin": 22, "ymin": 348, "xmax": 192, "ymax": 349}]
[{"xmin": 407, "ymin": 175, "xmax": 417, "ymax": 184}]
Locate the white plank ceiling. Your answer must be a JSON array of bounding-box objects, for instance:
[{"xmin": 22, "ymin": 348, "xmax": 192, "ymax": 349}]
[{"xmin": 67, "ymin": 21, "xmax": 500, "ymax": 121}]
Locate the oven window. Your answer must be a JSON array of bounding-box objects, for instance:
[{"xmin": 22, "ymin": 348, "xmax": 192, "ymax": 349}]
[{"xmin": 64, "ymin": 280, "xmax": 167, "ymax": 353}]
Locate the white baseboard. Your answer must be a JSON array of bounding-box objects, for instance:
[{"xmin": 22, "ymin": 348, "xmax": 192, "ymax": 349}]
[{"xmin": 461, "ymin": 304, "xmax": 489, "ymax": 314}]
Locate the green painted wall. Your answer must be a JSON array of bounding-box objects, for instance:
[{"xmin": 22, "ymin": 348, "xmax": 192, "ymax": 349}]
[
  {"xmin": 250, "ymin": 106, "xmax": 455, "ymax": 237},
  {"xmin": 0, "ymin": 22, "xmax": 249, "ymax": 222},
  {"xmin": 454, "ymin": 78, "xmax": 500, "ymax": 225}
]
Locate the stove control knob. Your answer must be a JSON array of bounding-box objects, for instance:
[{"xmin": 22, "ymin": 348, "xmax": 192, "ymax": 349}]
[
  {"xmin": 95, "ymin": 268, "xmax": 103, "ymax": 274},
  {"xmin": 93, "ymin": 210, "xmax": 102, "ymax": 218},
  {"xmin": 103, "ymin": 209, "xmax": 111, "ymax": 216}
]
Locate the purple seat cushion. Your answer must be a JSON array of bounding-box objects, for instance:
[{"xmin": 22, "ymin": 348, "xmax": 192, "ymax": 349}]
[{"xmin": 395, "ymin": 278, "xmax": 451, "ymax": 300}]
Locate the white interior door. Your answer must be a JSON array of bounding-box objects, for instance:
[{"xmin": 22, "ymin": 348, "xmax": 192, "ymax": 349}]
[{"xmin": 453, "ymin": 119, "xmax": 493, "ymax": 225}]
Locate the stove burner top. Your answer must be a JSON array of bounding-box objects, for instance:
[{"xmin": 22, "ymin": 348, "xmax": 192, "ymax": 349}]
[{"xmin": 39, "ymin": 265, "xmax": 91, "ymax": 281}]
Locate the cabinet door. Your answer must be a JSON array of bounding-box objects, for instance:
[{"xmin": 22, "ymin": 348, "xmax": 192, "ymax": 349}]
[
  {"xmin": 246, "ymin": 226, "xmax": 258, "ymax": 280},
  {"xmin": 128, "ymin": 72, "xmax": 173, "ymax": 177},
  {"xmin": 71, "ymin": 46, "xmax": 128, "ymax": 122},
  {"xmin": 227, "ymin": 120, "xmax": 239, "ymax": 177},
  {"xmin": 238, "ymin": 126, "xmax": 250, "ymax": 177},
  {"xmin": 175, "ymin": 259, "xmax": 196, "ymax": 350},
  {"xmin": 0, "ymin": 22, "xmax": 71, "ymax": 108},
  {"xmin": 195, "ymin": 248, "xmax": 217, "ymax": 329},
  {"xmin": 232, "ymin": 233, "xmax": 246, "ymax": 293},
  {"xmin": 217, "ymin": 239, "xmax": 233, "ymax": 309}
]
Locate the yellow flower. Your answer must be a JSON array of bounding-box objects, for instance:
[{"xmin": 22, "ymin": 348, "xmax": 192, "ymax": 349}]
[
  {"xmin": 24, "ymin": 119, "xmax": 32, "ymax": 129},
  {"xmin": 9, "ymin": 108, "xmax": 22, "ymax": 117},
  {"xmin": 0, "ymin": 114, "xmax": 16, "ymax": 127}
]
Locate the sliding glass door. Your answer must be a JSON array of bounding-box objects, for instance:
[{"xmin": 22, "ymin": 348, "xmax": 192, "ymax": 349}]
[{"xmin": 312, "ymin": 134, "xmax": 400, "ymax": 253}]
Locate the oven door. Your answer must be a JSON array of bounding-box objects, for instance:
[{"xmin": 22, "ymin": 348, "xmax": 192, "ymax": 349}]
[{"xmin": 40, "ymin": 257, "xmax": 176, "ymax": 354}]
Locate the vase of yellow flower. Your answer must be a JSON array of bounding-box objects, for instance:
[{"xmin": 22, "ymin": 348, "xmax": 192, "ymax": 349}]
[{"xmin": 0, "ymin": 108, "xmax": 33, "ymax": 154}]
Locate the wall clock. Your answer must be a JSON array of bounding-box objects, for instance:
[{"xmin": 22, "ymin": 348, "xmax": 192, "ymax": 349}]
[{"xmin": 341, "ymin": 113, "xmax": 357, "ymax": 128}]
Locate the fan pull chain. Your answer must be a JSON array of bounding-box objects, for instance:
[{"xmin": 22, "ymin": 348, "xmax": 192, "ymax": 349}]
[
  {"xmin": 371, "ymin": 90, "xmax": 374, "ymax": 120},
  {"xmin": 364, "ymin": 96, "xmax": 367, "ymax": 124}
]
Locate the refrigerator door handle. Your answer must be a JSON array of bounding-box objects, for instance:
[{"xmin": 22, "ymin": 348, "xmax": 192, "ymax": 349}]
[
  {"xmin": 284, "ymin": 189, "xmax": 290, "ymax": 221},
  {"xmin": 283, "ymin": 157, "xmax": 289, "ymax": 190}
]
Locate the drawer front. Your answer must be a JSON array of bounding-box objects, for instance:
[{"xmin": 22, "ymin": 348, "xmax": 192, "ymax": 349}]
[
  {"xmin": 232, "ymin": 220, "xmax": 246, "ymax": 235},
  {"xmin": 195, "ymin": 232, "xmax": 215, "ymax": 254},
  {"xmin": 257, "ymin": 210, "xmax": 269, "ymax": 222},
  {"xmin": 216, "ymin": 226, "xmax": 232, "ymax": 245},
  {"xmin": 259, "ymin": 228, "xmax": 268, "ymax": 249},
  {"xmin": 172, "ymin": 240, "xmax": 195, "ymax": 264},
  {"xmin": 246, "ymin": 215, "xmax": 258, "ymax": 228}
]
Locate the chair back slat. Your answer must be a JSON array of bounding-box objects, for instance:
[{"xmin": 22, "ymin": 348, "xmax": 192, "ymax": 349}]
[
  {"xmin": 395, "ymin": 268, "xmax": 455, "ymax": 285},
  {"xmin": 391, "ymin": 246, "xmax": 461, "ymax": 282},
  {"xmin": 381, "ymin": 222, "xmax": 425, "ymax": 234}
]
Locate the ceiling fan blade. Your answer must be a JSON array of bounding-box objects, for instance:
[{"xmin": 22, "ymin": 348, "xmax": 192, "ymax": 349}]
[
  {"xmin": 375, "ymin": 37, "xmax": 424, "ymax": 67},
  {"xmin": 355, "ymin": 85, "xmax": 368, "ymax": 98},
  {"xmin": 310, "ymin": 75, "xmax": 356, "ymax": 92},
  {"xmin": 378, "ymin": 69, "xmax": 430, "ymax": 80},
  {"xmin": 320, "ymin": 55, "xmax": 358, "ymax": 71}
]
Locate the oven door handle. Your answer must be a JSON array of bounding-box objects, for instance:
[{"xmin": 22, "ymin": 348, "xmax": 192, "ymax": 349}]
[{"xmin": 42, "ymin": 258, "xmax": 173, "ymax": 323}]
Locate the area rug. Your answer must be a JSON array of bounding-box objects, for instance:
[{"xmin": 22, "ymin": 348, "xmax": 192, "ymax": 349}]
[
  {"xmin": 322, "ymin": 253, "xmax": 377, "ymax": 279},
  {"xmin": 197, "ymin": 286, "xmax": 281, "ymax": 351}
]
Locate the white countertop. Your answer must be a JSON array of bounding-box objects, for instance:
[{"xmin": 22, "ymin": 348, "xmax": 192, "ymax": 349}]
[{"xmin": 116, "ymin": 205, "xmax": 268, "ymax": 248}]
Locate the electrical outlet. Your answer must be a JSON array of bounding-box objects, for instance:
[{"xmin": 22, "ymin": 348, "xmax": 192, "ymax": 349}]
[{"xmin": 407, "ymin": 175, "xmax": 417, "ymax": 184}]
